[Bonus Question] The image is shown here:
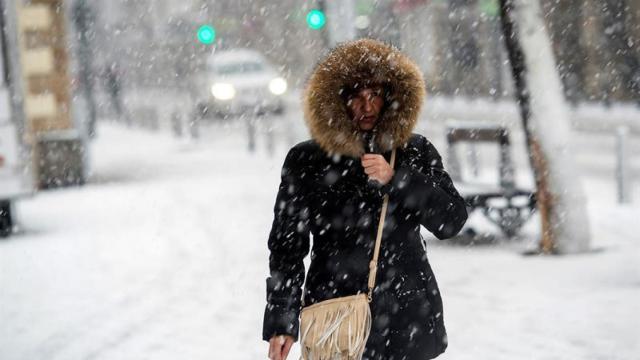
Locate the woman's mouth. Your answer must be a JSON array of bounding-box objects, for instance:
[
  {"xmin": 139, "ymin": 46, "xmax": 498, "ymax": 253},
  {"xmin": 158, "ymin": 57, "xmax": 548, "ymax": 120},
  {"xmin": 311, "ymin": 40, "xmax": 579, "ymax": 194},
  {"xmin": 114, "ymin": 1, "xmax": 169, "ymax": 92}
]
[{"xmin": 360, "ymin": 116, "xmax": 375, "ymax": 124}]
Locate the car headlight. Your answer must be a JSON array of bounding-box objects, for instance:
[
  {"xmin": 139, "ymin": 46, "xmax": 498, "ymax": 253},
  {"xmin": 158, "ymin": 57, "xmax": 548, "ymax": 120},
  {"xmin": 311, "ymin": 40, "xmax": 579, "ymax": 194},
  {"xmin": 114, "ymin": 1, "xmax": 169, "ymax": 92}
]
[
  {"xmin": 211, "ymin": 83, "xmax": 235, "ymax": 100},
  {"xmin": 268, "ymin": 77, "xmax": 287, "ymax": 95}
]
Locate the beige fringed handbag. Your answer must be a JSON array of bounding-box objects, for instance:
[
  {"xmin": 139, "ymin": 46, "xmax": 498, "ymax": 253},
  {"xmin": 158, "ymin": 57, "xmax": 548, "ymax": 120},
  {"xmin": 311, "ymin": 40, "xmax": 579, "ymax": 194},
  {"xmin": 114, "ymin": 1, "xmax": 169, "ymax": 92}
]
[{"xmin": 299, "ymin": 148, "xmax": 396, "ymax": 360}]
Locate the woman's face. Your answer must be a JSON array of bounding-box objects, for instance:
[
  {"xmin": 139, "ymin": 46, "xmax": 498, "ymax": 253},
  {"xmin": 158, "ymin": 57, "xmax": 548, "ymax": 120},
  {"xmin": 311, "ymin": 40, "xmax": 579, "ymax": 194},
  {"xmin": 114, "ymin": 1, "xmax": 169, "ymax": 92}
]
[{"xmin": 346, "ymin": 86, "xmax": 385, "ymax": 131}]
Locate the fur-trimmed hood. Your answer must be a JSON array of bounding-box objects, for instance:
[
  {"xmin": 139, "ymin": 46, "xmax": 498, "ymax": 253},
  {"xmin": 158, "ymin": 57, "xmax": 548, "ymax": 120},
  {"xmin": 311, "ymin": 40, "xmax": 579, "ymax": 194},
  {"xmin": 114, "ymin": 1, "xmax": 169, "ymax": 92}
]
[{"xmin": 303, "ymin": 38, "xmax": 426, "ymax": 158}]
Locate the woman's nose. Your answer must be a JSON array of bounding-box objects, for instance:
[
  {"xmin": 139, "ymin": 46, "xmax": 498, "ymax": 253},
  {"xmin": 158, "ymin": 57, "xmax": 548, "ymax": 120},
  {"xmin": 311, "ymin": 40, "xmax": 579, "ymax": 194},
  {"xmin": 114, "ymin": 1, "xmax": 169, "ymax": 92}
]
[{"xmin": 363, "ymin": 99, "xmax": 373, "ymax": 112}]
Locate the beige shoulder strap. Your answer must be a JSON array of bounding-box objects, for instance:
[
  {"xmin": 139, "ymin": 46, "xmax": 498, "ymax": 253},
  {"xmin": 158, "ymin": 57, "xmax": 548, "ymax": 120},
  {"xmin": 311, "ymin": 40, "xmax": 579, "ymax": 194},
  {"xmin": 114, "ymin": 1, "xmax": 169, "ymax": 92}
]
[{"xmin": 367, "ymin": 147, "xmax": 396, "ymax": 302}]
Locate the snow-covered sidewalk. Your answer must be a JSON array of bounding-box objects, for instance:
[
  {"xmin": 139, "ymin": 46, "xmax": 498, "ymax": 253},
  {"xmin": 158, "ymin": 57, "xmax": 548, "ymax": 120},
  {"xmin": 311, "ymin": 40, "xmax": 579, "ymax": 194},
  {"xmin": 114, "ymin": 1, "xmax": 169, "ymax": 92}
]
[{"xmin": 0, "ymin": 120, "xmax": 638, "ymax": 360}]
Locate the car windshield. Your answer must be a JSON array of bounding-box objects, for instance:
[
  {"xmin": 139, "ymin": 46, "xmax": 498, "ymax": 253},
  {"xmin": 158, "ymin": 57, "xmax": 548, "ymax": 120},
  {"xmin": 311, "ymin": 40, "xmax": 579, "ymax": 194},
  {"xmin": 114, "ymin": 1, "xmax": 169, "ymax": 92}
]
[{"xmin": 214, "ymin": 61, "xmax": 264, "ymax": 75}]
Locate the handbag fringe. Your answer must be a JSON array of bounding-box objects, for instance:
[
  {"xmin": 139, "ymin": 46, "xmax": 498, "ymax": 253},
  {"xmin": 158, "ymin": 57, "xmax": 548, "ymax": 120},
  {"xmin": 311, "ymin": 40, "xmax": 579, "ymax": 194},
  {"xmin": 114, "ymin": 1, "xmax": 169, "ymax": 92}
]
[
  {"xmin": 297, "ymin": 148, "xmax": 396, "ymax": 360},
  {"xmin": 299, "ymin": 294, "xmax": 372, "ymax": 360}
]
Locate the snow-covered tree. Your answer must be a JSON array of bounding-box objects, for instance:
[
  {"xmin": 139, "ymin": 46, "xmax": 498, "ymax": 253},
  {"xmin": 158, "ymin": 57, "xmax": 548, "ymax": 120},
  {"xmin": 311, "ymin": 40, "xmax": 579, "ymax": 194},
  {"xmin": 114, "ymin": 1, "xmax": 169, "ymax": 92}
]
[{"xmin": 500, "ymin": 0, "xmax": 591, "ymax": 254}]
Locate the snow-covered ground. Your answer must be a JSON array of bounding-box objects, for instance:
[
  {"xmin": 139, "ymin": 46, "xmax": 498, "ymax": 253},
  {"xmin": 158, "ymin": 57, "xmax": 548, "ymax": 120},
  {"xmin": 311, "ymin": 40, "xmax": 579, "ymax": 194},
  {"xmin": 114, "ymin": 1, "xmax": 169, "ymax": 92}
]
[{"xmin": 1, "ymin": 109, "xmax": 639, "ymax": 359}]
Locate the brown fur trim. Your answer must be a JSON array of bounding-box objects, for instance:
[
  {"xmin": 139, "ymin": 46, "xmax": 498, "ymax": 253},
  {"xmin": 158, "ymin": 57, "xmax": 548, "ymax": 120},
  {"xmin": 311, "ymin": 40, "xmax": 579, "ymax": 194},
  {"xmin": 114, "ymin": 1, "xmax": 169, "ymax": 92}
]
[{"xmin": 302, "ymin": 38, "xmax": 426, "ymax": 158}]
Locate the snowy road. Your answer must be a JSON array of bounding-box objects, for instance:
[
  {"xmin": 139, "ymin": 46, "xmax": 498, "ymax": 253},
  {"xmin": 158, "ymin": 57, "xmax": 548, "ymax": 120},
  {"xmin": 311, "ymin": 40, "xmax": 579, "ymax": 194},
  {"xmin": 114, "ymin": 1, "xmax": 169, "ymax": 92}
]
[{"xmin": 1, "ymin": 113, "xmax": 639, "ymax": 359}]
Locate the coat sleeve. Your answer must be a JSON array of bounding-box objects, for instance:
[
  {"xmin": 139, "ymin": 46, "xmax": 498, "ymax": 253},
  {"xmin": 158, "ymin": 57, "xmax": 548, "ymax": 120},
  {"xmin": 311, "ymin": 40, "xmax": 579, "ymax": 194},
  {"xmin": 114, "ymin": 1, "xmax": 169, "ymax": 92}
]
[
  {"xmin": 262, "ymin": 147, "xmax": 311, "ymax": 342},
  {"xmin": 379, "ymin": 137, "xmax": 468, "ymax": 240}
]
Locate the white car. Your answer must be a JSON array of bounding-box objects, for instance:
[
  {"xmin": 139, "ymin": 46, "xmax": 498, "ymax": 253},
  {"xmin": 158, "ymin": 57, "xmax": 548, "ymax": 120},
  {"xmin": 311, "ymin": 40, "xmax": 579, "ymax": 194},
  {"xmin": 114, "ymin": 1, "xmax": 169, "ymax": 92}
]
[{"xmin": 196, "ymin": 48, "xmax": 287, "ymax": 119}]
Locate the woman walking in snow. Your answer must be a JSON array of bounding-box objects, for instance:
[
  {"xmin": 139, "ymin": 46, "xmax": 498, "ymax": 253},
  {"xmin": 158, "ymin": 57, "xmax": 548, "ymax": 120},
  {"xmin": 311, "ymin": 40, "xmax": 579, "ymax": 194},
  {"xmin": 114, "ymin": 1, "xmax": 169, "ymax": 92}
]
[{"xmin": 263, "ymin": 39, "xmax": 468, "ymax": 360}]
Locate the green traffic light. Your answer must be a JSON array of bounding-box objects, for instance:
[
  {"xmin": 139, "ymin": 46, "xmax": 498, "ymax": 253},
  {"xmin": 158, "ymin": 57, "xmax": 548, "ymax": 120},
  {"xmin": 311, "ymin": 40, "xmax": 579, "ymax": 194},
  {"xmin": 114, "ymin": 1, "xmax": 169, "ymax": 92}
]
[
  {"xmin": 197, "ymin": 25, "xmax": 216, "ymax": 44},
  {"xmin": 480, "ymin": 0, "xmax": 499, "ymax": 17},
  {"xmin": 306, "ymin": 9, "xmax": 326, "ymax": 30}
]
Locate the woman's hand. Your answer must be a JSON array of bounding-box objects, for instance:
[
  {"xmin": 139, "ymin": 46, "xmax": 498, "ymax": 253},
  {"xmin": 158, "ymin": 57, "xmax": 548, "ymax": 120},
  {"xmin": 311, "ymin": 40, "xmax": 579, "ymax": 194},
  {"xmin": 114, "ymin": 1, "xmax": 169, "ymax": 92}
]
[
  {"xmin": 361, "ymin": 154, "xmax": 394, "ymax": 185},
  {"xmin": 268, "ymin": 335, "xmax": 295, "ymax": 360}
]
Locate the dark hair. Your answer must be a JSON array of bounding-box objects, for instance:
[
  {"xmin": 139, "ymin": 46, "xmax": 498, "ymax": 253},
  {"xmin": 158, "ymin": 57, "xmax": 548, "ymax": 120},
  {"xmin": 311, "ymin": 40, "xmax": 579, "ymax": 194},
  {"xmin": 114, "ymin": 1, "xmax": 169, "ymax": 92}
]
[{"xmin": 339, "ymin": 83, "xmax": 389, "ymax": 104}]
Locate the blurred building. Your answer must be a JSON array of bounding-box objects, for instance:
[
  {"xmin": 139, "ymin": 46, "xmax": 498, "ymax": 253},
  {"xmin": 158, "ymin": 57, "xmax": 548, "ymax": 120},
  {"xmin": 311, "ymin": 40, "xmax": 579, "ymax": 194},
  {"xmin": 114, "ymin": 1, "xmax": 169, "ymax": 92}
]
[{"xmin": 3, "ymin": 0, "xmax": 88, "ymax": 189}]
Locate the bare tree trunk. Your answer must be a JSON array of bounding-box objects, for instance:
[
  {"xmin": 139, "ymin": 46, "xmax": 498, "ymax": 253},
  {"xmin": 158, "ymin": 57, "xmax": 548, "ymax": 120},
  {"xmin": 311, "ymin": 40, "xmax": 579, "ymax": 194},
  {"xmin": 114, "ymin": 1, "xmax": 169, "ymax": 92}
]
[
  {"xmin": 499, "ymin": 0, "xmax": 591, "ymax": 254},
  {"xmin": 600, "ymin": 0, "xmax": 640, "ymax": 104},
  {"xmin": 542, "ymin": 0, "xmax": 587, "ymax": 105},
  {"xmin": 446, "ymin": 0, "xmax": 482, "ymax": 97}
]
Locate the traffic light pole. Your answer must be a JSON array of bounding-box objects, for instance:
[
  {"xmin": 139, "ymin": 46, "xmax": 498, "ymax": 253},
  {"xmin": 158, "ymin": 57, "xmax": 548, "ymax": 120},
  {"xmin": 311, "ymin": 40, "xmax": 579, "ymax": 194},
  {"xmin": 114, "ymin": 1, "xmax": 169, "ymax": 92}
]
[
  {"xmin": 0, "ymin": 0, "xmax": 8, "ymax": 87},
  {"xmin": 323, "ymin": 0, "xmax": 356, "ymax": 47},
  {"xmin": 72, "ymin": 0, "xmax": 98, "ymax": 138}
]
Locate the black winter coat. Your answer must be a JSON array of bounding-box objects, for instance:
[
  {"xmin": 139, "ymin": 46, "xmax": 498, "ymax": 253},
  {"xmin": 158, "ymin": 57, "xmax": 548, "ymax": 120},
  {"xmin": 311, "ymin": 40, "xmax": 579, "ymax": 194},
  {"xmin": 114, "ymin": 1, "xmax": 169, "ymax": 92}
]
[{"xmin": 262, "ymin": 134, "xmax": 468, "ymax": 359}]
